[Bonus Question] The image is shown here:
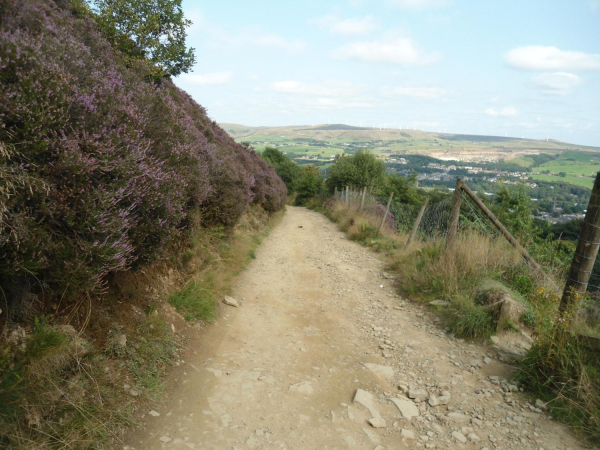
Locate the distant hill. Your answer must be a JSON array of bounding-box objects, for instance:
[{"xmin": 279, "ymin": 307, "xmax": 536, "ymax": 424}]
[{"xmin": 220, "ymin": 123, "xmax": 599, "ymax": 153}]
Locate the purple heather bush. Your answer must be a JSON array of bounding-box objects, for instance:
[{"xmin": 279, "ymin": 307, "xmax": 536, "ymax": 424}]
[{"xmin": 0, "ymin": 0, "xmax": 286, "ymax": 313}]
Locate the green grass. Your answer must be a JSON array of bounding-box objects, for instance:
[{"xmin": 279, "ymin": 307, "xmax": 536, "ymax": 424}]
[
  {"xmin": 169, "ymin": 281, "xmax": 216, "ymax": 322},
  {"xmin": 530, "ymin": 173, "xmax": 594, "ymax": 189},
  {"xmin": 509, "ymin": 156, "xmax": 536, "ymax": 167},
  {"xmin": 0, "ymin": 318, "xmax": 136, "ymax": 448},
  {"xmin": 125, "ymin": 314, "xmax": 176, "ymax": 395},
  {"xmin": 445, "ymin": 296, "xmax": 495, "ymax": 339}
]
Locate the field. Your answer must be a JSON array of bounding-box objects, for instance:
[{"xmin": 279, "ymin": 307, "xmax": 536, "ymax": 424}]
[{"xmin": 223, "ymin": 123, "xmax": 600, "ymax": 188}]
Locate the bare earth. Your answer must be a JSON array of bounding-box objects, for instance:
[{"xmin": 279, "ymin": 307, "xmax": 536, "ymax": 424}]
[{"xmin": 124, "ymin": 206, "xmax": 587, "ymax": 450}]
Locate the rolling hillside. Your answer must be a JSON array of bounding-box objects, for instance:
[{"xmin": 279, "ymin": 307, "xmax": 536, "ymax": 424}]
[{"xmin": 221, "ymin": 123, "xmax": 600, "ymax": 162}]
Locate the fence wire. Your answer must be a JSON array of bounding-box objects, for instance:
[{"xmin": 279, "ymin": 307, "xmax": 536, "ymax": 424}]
[
  {"xmin": 458, "ymin": 190, "xmax": 501, "ymax": 238},
  {"xmin": 332, "ymin": 184, "xmax": 599, "ymax": 335}
]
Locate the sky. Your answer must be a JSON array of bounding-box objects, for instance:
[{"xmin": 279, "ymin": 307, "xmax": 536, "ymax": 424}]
[{"xmin": 174, "ymin": 0, "xmax": 600, "ymax": 147}]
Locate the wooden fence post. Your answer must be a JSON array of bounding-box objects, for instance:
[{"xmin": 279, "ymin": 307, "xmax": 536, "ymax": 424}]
[
  {"xmin": 334, "ymin": 186, "xmax": 338, "ymax": 199},
  {"xmin": 446, "ymin": 179, "xmax": 464, "ymax": 248},
  {"xmin": 360, "ymin": 186, "xmax": 367, "ymax": 211},
  {"xmin": 346, "ymin": 185, "xmax": 349, "ymax": 206},
  {"xmin": 559, "ymin": 171, "xmax": 600, "ymax": 315},
  {"xmin": 377, "ymin": 192, "xmax": 394, "ymax": 235},
  {"xmin": 406, "ymin": 197, "xmax": 429, "ymax": 248},
  {"xmin": 459, "ymin": 182, "xmax": 556, "ymax": 289}
]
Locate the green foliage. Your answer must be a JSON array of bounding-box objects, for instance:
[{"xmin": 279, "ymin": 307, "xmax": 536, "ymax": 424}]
[
  {"xmin": 261, "ymin": 147, "xmax": 300, "ymax": 192},
  {"xmin": 26, "ymin": 317, "xmax": 68, "ymax": 358},
  {"xmin": 446, "ymin": 297, "xmax": 495, "ymax": 339},
  {"xmin": 295, "ymin": 166, "xmax": 324, "ymax": 205},
  {"xmin": 169, "ymin": 281, "xmax": 216, "ymax": 322},
  {"xmin": 519, "ymin": 325, "xmax": 600, "ymax": 443},
  {"xmin": 379, "ymin": 172, "xmax": 421, "ymax": 206},
  {"xmin": 126, "ymin": 314, "xmax": 176, "ymax": 392},
  {"xmin": 493, "ymin": 184, "xmax": 534, "ymax": 239},
  {"xmin": 327, "ymin": 150, "xmax": 386, "ymax": 191},
  {"xmin": 520, "ymin": 309, "xmax": 536, "ymax": 328},
  {"xmin": 90, "ymin": 0, "xmax": 195, "ymax": 77}
]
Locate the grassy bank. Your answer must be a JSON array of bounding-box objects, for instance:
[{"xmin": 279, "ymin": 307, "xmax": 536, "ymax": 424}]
[
  {"xmin": 316, "ymin": 198, "xmax": 600, "ymax": 443},
  {"xmin": 0, "ymin": 205, "xmax": 282, "ymax": 449}
]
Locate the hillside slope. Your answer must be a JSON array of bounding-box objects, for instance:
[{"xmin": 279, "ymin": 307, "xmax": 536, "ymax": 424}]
[{"xmin": 221, "ymin": 123, "xmax": 599, "ymax": 152}]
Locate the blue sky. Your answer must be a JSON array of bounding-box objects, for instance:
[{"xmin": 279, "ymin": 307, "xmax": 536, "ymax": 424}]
[{"xmin": 174, "ymin": 0, "xmax": 600, "ymax": 146}]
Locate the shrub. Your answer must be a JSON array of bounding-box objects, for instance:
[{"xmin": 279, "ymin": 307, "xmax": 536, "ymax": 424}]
[
  {"xmin": 327, "ymin": 149, "xmax": 386, "ymax": 192},
  {"xmin": 169, "ymin": 281, "xmax": 216, "ymax": 322},
  {"xmin": 295, "ymin": 166, "xmax": 323, "ymax": 205},
  {"xmin": 261, "ymin": 146, "xmax": 300, "ymax": 193},
  {"xmin": 445, "ymin": 296, "xmax": 495, "ymax": 339},
  {"xmin": 0, "ymin": 0, "xmax": 286, "ymax": 316}
]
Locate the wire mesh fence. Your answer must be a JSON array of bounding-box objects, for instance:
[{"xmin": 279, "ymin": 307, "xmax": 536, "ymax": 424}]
[{"xmin": 331, "ymin": 181, "xmax": 600, "ymax": 342}]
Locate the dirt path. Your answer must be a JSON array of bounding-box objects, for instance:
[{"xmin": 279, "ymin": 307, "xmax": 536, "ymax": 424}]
[{"xmin": 124, "ymin": 206, "xmax": 587, "ymax": 450}]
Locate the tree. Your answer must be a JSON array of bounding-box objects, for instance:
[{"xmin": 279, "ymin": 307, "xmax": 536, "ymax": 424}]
[
  {"xmin": 380, "ymin": 173, "xmax": 421, "ymax": 205},
  {"xmin": 493, "ymin": 184, "xmax": 534, "ymax": 239},
  {"xmin": 90, "ymin": 0, "xmax": 195, "ymax": 77},
  {"xmin": 261, "ymin": 147, "xmax": 300, "ymax": 192},
  {"xmin": 295, "ymin": 166, "xmax": 323, "ymax": 205},
  {"xmin": 327, "ymin": 150, "xmax": 386, "ymax": 192}
]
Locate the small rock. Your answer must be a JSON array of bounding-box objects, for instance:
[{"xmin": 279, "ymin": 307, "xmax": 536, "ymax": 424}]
[
  {"xmin": 116, "ymin": 333, "xmax": 127, "ymax": 348},
  {"xmin": 428, "ymin": 392, "xmax": 451, "ymax": 406},
  {"xmin": 369, "ymin": 417, "xmax": 387, "ymax": 428},
  {"xmin": 400, "ymin": 429, "xmax": 415, "ymax": 439},
  {"xmin": 535, "ymin": 399, "xmax": 547, "ymax": 410},
  {"xmin": 490, "ymin": 335, "xmax": 500, "ymax": 345},
  {"xmin": 408, "ymin": 389, "xmax": 428, "ymax": 401},
  {"xmin": 129, "ymin": 389, "xmax": 139, "ymax": 396},
  {"xmin": 452, "ymin": 431, "xmax": 467, "ymax": 444},
  {"xmin": 467, "ymin": 432, "xmax": 481, "ymax": 441},
  {"xmin": 429, "ymin": 300, "xmax": 450, "ymax": 306},
  {"xmin": 223, "ymin": 296, "xmax": 239, "ymax": 307},
  {"xmin": 390, "ymin": 398, "xmax": 419, "ymax": 420},
  {"xmin": 159, "ymin": 436, "xmax": 171, "ymax": 443},
  {"xmin": 149, "ymin": 410, "xmax": 160, "ymax": 417},
  {"xmin": 353, "ymin": 389, "xmax": 381, "ymax": 418}
]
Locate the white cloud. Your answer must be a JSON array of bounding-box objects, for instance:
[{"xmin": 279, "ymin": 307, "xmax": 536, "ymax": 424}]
[
  {"xmin": 334, "ymin": 38, "xmax": 440, "ymax": 65},
  {"xmin": 532, "ymin": 72, "xmax": 582, "ymax": 95},
  {"xmin": 484, "ymin": 107, "xmax": 518, "ymax": 117},
  {"xmin": 269, "ymin": 80, "xmax": 376, "ymax": 109},
  {"xmin": 504, "ymin": 46, "xmax": 600, "ymax": 71},
  {"xmin": 178, "ymin": 71, "xmax": 233, "ymax": 86},
  {"xmin": 386, "ymin": 0, "xmax": 450, "ymax": 9},
  {"xmin": 310, "ymin": 14, "xmax": 378, "ymax": 35},
  {"xmin": 271, "ymin": 80, "xmax": 361, "ymax": 97},
  {"xmin": 388, "ymin": 87, "xmax": 446, "ymax": 99}
]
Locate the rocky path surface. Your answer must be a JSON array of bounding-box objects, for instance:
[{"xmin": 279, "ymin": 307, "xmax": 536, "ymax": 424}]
[{"xmin": 124, "ymin": 206, "xmax": 587, "ymax": 450}]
